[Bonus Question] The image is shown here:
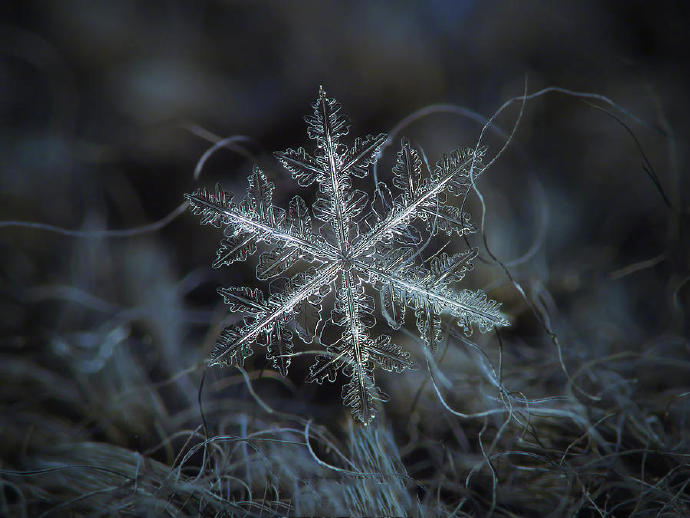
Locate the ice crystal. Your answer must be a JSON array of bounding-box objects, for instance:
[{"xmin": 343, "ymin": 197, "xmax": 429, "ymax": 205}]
[{"xmin": 185, "ymin": 87, "xmax": 509, "ymax": 423}]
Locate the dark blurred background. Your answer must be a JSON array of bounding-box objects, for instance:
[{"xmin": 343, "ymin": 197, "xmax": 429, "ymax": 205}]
[
  {"xmin": 2, "ymin": 0, "xmax": 688, "ymax": 253},
  {"xmin": 2, "ymin": 0, "xmax": 688, "ymax": 325},
  {"xmin": 1, "ymin": 1, "xmax": 689, "ymax": 516}
]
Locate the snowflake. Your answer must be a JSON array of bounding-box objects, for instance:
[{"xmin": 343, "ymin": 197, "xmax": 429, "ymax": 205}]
[{"xmin": 185, "ymin": 86, "xmax": 509, "ymax": 424}]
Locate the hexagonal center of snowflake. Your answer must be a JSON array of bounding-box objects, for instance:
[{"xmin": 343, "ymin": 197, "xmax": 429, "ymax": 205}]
[{"xmin": 339, "ymin": 251, "xmax": 355, "ymax": 271}]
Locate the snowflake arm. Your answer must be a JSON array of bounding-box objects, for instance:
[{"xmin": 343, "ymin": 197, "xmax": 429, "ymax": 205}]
[
  {"xmin": 372, "ymin": 268, "xmax": 509, "ymax": 336},
  {"xmin": 309, "ymin": 270, "xmax": 413, "ymax": 423},
  {"xmin": 352, "ymin": 143, "xmax": 486, "ymax": 257},
  {"xmin": 276, "ymin": 87, "xmax": 387, "ymax": 255},
  {"xmin": 210, "ymin": 263, "xmax": 338, "ymax": 373},
  {"xmin": 185, "ymin": 174, "xmax": 338, "ymax": 264}
]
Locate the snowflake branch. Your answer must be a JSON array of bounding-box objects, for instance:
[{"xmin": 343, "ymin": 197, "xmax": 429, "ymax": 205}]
[
  {"xmin": 209, "ymin": 262, "xmax": 340, "ymax": 366},
  {"xmin": 361, "ymin": 263, "xmax": 509, "ymax": 331},
  {"xmin": 340, "ymin": 270, "xmax": 379, "ymax": 423},
  {"xmin": 185, "ymin": 189, "xmax": 337, "ymax": 261},
  {"xmin": 351, "ymin": 150, "xmax": 485, "ymax": 256}
]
